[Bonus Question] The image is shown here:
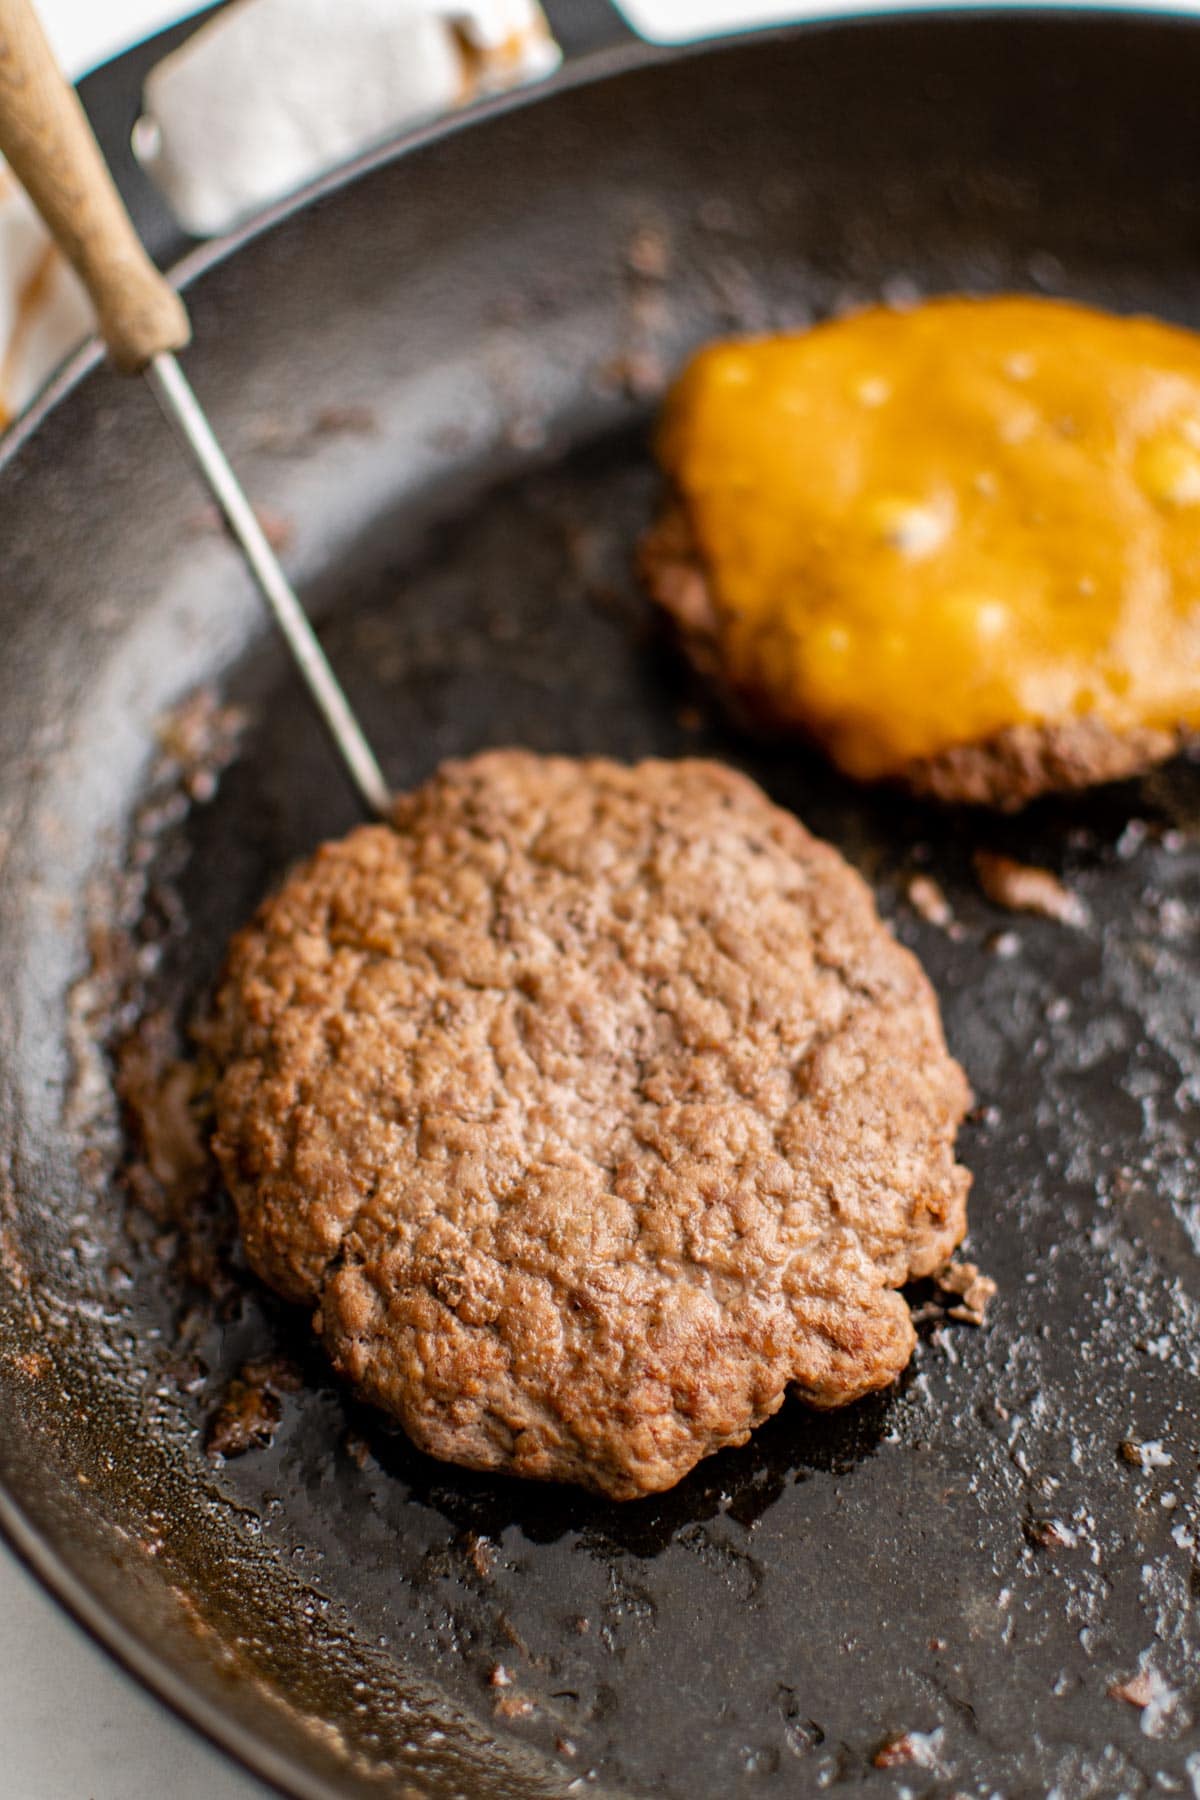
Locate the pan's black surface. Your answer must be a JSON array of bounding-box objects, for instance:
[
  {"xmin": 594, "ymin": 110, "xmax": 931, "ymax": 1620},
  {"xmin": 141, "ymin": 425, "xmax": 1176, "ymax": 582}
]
[{"xmin": 2, "ymin": 13, "xmax": 1200, "ymax": 1798}]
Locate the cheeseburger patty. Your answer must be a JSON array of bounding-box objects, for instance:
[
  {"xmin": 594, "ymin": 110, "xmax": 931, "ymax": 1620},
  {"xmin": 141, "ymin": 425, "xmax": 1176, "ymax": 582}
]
[
  {"xmin": 644, "ymin": 296, "xmax": 1200, "ymax": 807},
  {"xmin": 209, "ymin": 752, "xmax": 972, "ymax": 1499}
]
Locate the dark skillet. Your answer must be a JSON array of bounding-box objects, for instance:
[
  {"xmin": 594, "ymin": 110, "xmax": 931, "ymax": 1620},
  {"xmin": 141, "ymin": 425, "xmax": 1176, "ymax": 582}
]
[{"xmin": 2, "ymin": 11, "xmax": 1200, "ymax": 1798}]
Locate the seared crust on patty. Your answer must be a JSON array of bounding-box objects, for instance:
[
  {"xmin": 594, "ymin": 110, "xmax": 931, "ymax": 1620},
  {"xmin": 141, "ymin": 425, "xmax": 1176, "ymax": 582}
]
[
  {"xmin": 209, "ymin": 751, "xmax": 971, "ymax": 1499},
  {"xmin": 902, "ymin": 718, "xmax": 1183, "ymax": 811},
  {"xmin": 640, "ymin": 506, "xmax": 1185, "ymax": 810}
]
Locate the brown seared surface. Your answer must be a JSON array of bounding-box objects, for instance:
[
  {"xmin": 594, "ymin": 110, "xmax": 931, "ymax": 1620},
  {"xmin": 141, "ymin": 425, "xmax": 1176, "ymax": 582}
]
[
  {"xmin": 905, "ymin": 718, "xmax": 1183, "ymax": 811},
  {"xmin": 640, "ymin": 506, "xmax": 1186, "ymax": 810},
  {"xmin": 209, "ymin": 752, "xmax": 971, "ymax": 1499},
  {"xmin": 205, "ymin": 1356, "xmax": 302, "ymax": 1460}
]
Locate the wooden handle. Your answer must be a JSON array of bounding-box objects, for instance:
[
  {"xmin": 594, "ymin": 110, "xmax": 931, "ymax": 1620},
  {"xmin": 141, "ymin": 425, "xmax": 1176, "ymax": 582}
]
[{"xmin": 0, "ymin": 0, "xmax": 189, "ymax": 372}]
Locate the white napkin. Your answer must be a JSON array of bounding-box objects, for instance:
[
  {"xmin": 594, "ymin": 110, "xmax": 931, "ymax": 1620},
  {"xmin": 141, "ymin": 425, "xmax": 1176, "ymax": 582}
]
[
  {"xmin": 133, "ymin": 0, "xmax": 560, "ymax": 237},
  {"xmin": 0, "ymin": 0, "xmax": 559, "ymax": 428}
]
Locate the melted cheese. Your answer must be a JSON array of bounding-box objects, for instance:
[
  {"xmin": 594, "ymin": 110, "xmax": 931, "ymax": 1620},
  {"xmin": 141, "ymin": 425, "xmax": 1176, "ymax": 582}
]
[{"xmin": 658, "ymin": 296, "xmax": 1200, "ymax": 778}]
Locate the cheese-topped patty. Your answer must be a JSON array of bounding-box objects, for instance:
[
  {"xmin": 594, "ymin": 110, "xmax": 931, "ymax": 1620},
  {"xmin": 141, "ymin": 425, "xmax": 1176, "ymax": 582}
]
[{"xmin": 644, "ymin": 296, "xmax": 1200, "ymax": 806}]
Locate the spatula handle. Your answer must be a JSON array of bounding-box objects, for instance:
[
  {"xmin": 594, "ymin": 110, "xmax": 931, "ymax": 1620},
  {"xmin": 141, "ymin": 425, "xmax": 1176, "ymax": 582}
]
[{"xmin": 0, "ymin": 0, "xmax": 189, "ymax": 371}]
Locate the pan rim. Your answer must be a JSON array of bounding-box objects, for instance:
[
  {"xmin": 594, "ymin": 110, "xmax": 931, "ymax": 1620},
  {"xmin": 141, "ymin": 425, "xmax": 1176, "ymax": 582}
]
[{"xmin": 4, "ymin": 7, "xmax": 1200, "ymax": 1796}]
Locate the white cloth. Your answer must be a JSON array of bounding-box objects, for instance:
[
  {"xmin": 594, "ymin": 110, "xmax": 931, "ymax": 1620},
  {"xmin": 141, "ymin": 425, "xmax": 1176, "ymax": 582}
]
[{"xmin": 134, "ymin": 0, "xmax": 560, "ymax": 237}]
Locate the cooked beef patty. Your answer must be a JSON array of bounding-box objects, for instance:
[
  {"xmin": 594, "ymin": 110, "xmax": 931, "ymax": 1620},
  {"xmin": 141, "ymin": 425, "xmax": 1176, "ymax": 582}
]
[
  {"xmin": 644, "ymin": 297, "xmax": 1200, "ymax": 808},
  {"xmin": 209, "ymin": 752, "xmax": 972, "ymax": 1499}
]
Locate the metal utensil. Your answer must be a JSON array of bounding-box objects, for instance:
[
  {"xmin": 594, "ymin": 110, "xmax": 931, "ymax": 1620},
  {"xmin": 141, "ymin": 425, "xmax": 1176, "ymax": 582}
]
[{"xmin": 0, "ymin": 0, "xmax": 390, "ymax": 818}]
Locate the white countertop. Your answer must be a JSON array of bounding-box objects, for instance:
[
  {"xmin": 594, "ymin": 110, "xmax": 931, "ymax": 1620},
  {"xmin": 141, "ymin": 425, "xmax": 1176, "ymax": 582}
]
[
  {"xmin": 38, "ymin": 0, "xmax": 211, "ymax": 78},
  {"xmin": 1, "ymin": 1541, "xmax": 264, "ymax": 1798}
]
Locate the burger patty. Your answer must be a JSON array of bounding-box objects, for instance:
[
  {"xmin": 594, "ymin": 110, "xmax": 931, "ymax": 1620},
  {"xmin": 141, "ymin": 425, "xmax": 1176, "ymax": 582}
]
[
  {"xmin": 208, "ymin": 751, "xmax": 972, "ymax": 1499},
  {"xmin": 644, "ymin": 296, "xmax": 1200, "ymax": 808}
]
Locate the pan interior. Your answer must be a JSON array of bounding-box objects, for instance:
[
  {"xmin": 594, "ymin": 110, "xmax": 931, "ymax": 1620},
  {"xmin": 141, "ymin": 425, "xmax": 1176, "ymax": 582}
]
[{"xmin": 2, "ymin": 17, "xmax": 1200, "ymax": 1799}]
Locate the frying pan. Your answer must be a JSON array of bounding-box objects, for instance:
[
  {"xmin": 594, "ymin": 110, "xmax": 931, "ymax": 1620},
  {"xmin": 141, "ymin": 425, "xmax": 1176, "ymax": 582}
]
[{"xmin": 2, "ymin": 8, "xmax": 1200, "ymax": 1797}]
